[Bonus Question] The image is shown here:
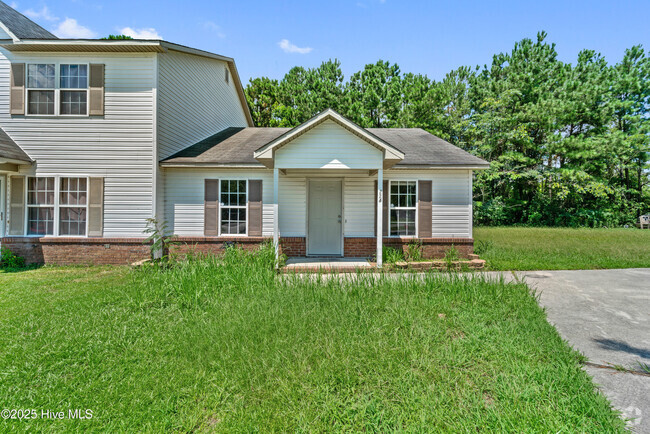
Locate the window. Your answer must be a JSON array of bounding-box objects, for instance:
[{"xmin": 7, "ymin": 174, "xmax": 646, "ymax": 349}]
[
  {"xmin": 389, "ymin": 181, "xmax": 417, "ymax": 236},
  {"xmin": 220, "ymin": 180, "xmax": 247, "ymax": 235},
  {"xmin": 27, "ymin": 177, "xmax": 55, "ymax": 235},
  {"xmin": 27, "ymin": 64, "xmax": 55, "ymax": 115},
  {"xmin": 59, "ymin": 177, "xmax": 87, "ymax": 236},
  {"xmin": 224, "ymin": 66, "xmax": 229, "ymax": 84},
  {"xmin": 26, "ymin": 64, "xmax": 88, "ymax": 116},
  {"xmin": 60, "ymin": 64, "xmax": 88, "ymax": 115},
  {"xmin": 26, "ymin": 176, "xmax": 88, "ymax": 236}
]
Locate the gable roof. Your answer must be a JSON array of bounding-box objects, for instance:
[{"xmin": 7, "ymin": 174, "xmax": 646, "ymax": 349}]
[
  {"xmin": 367, "ymin": 128, "xmax": 487, "ymax": 167},
  {"xmin": 161, "ymin": 122, "xmax": 489, "ymax": 169},
  {"xmin": 0, "ymin": 127, "xmax": 31, "ymax": 163},
  {"xmin": 0, "ymin": 1, "xmax": 57, "ymax": 40},
  {"xmin": 253, "ymin": 109, "xmax": 405, "ymax": 168}
]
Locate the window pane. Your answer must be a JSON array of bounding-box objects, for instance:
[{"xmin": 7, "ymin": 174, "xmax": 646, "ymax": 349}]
[
  {"xmin": 28, "ymin": 177, "xmax": 55, "ymax": 205},
  {"xmin": 220, "ymin": 205, "xmax": 246, "ymax": 235},
  {"xmin": 390, "ymin": 209, "xmax": 416, "ymax": 236},
  {"xmin": 28, "ymin": 207, "xmax": 54, "ymax": 235},
  {"xmin": 27, "ymin": 64, "xmax": 55, "ymax": 88},
  {"xmin": 28, "ymin": 90, "xmax": 55, "ymax": 115},
  {"xmin": 60, "ymin": 207, "xmax": 87, "ymax": 236},
  {"xmin": 60, "ymin": 177, "xmax": 88, "ymax": 206},
  {"xmin": 60, "ymin": 64, "xmax": 88, "ymax": 89},
  {"xmin": 60, "ymin": 91, "xmax": 87, "ymax": 115}
]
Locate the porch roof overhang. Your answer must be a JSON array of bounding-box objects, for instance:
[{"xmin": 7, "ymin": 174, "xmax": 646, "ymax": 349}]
[
  {"xmin": 0, "ymin": 127, "xmax": 32, "ymax": 166},
  {"xmin": 253, "ymin": 109, "xmax": 405, "ymax": 169}
]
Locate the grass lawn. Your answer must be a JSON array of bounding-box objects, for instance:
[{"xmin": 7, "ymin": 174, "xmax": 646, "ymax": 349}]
[
  {"xmin": 0, "ymin": 248, "xmax": 624, "ymax": 432},
  {"xmin": 474, "ymin": 227, "xmax": 650, "ymax": 271}
]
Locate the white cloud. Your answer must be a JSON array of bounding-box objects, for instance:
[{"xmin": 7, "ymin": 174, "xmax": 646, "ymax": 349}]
[
  {"xmin": 10, "ymin": 2, "xmax": 18, "ymax": 9},
  {"xmin": 203, "ymin": 21, "xmax": 225, "ymax": 38},
  {"xmin": 53, "ymin": 17, "xmax": 96, "ymax": 38},
  {"xmin": 24, "ymin": 5, "xmax": 58, "ymax": 21},
  {"xmin": 119, "ymin": 27, "xmax": 162, "ymax": 40},
  {"xmin": 278, "ymin": 39, "xmax": 312, "ymax": 54}
]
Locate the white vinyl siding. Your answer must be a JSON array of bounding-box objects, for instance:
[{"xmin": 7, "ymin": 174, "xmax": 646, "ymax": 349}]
[
  {"xmin": 387, "ymin": 170, "xmax": 472, "ymax": 238},
  {"xmin": 343, "ymin": 176, "xmax": 374, "ymax": 236},
  {"xmin": 164, "ymin": 168, "xmax": 274, "ymax": 236},
  {"xmin": 157, "ymin": 50, "xmax": 249, "ymax": 160},
  {"xmin": 0, "ymin": 50, "xmax": 156, "ymax": 237},
  {"xmin": 164, "ymin": 168, "xmax": 473, "ymax": 239},
  {"xmin": 275, "ymin": 120, "xmax": 383, "ymax": 169}
]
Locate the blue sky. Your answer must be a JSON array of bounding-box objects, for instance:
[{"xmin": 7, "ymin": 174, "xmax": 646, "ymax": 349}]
[{"xmin": 12, "ymin": 0, "xmax": 650, "ymax": 84}]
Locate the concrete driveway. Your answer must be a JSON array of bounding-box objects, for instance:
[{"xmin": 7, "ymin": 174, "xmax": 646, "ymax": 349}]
[{"xmin": 514, "ymin": 269, "xmax": 650, "ymax": 433}]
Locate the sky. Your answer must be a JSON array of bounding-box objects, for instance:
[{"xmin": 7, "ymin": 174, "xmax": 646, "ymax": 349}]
[{"xmin": 10, "ymin": 0, "xmax": 650, "ymax": 84}]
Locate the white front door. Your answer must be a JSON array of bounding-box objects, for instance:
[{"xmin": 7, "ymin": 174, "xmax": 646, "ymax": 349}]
[
  {"xmin": 0, "ymin": 176, "xmax": 5, "ymax": 237},
  {"xmin": 308, "ymin": 179, "xmax": 342, "ymax": 256}
]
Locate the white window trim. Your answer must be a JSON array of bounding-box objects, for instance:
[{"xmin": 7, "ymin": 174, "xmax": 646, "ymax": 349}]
[
  {"xmin": 218, "ymin": 179, "xmax": 248, "ymax": 237},
  {"xmin": 24, "ymin": 175, "xmax": 89, "ymax": 238},
  {"xmin": 388, "ymin": 179, "xmax": 418, "ymax": 238},
  {"xmin": 25, "ymin": 63, "xmax": 89, "ymax": 117}
]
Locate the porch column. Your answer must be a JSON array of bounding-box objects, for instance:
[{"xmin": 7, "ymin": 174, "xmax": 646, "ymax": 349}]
[
  {"xmin": 376, "ymin": 168, "xmax": 383, "ymax": 268},
  {"xmin": 273, "ymin": 167, "xmax": 280, "ymax": 267}
]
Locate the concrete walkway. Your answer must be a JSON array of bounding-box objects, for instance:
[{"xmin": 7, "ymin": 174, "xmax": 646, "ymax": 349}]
[{"xmin": 509, "ymin": 269, "xmax": 650, "ymax": 433}]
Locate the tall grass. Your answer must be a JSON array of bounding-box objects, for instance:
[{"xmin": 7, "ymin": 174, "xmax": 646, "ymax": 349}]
[{"xmin": 0, "ymin": 249, "xmax": 624, "ymax": 432}]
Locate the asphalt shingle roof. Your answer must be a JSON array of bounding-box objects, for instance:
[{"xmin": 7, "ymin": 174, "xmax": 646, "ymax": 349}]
[
  {"xmin": 162, "ymin": 127, "xmax": 488, "ymax": 167},
  {"xmin": 0, "ymin": 127, "xmax": 31, "ymax": 162},
  {"xmin": 0, "ymin": 1, "xmax": 58, "ymax": 40}
]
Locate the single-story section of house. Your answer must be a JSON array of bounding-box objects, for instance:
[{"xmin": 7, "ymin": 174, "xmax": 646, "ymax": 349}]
[{"xmin": 161, "ymin": 109, "xmax": 489, "ymax": 267}]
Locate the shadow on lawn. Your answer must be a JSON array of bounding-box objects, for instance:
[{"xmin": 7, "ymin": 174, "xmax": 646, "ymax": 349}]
[{"xmin": 0, "ymin": 264, "xmax": 43, "ymax": 274}]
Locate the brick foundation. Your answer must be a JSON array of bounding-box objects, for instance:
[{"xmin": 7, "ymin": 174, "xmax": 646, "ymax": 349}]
[
  {"xmin": 1, "ymin": 236, "xmax": 473, "ymax": 265},
  {"xmin": 0, "ymin": 237, "xmax": 151, "ymax": 265},
  {"xmin": 344, "ymin": 237, "xmax": 474, "ymax": 259}
]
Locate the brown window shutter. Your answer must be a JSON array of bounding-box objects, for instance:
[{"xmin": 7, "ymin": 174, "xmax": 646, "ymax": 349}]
[
  {"xmin": 418, "ymin": 180, "xmax": 432, "ymax": 238},
  {"xmin": 248, "ymin": 180, "xmax": 263, "ymax": 237},
  {"xmin": 89, "ymin": 64, "xmax": 105, "ymax": 116},
  {"xmin": 382, "ymin": 180, "xmax": 389, "ymax": 236},
  {"xmin": 9, "ymin": 176, "xmax": 25, "ymax": 235},
  {"xmin": 10, "ymin": 63, "xmax": 25, "ymax": 115},
  {"xmin": 204, "ymin": 179, "xmax": 219, "ymax": 236},
  {"xmin": 374, "ymin": 180, "xmax": 377, "ymax": 234},
  {"xmin": 88, "ymin": 177, "xmax": 104, "ymax": 237}
]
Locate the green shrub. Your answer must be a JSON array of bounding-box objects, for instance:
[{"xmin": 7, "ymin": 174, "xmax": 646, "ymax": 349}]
[
  {"xmin": 0, "ymin": 246, "xmax": 26, "ymax": 270},
  {"xmin": 443, "ymin": 245, "xmax": 460, "ymax": 271},
  {"xmin": 382, "ymin": 246, "xmax": 404, "ymax": 264},
  {"xmin": 406, "ymin": 239, "xmax": 423, "ymax": 261}
]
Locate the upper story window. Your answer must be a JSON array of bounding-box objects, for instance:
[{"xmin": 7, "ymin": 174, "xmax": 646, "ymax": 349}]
[
  {"xmin": 26, "ymin": 64, "xmax": 88, "ymax": 116},
  {"xmin": 27, "ymin": 64, "xmax": 55, "ymax": 115}
]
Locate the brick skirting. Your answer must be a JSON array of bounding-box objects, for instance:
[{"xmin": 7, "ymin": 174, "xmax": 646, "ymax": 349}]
[
  {"xmin": 344, "ymin": 237, "xmax": 474, "ymax": 259},
  {"xmin": 1, "ymin": 236, "xmax": 473, "ymax": 265},
  {"xmin": 0, "ymin": 237, "xmax": 151, "ymax": 265}
]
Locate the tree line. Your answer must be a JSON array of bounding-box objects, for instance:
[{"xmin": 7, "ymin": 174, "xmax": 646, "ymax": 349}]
[{"xmin": 244, "ymin": 32, "xmax": 650, "ymax": 227}]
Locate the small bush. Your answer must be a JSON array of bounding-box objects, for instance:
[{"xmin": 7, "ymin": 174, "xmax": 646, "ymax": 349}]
[
  {"xmin": 382, "ymin": 246, "xmax": 404, "ymax": 264},
  {"xmin": 0, "ymin": 246, "xmax": 26, "ymax": 270},
  {"xmin": 406, "ymin": 239, "xmax": 423, "ymax": 261},
  {"xmin": 443, "ymin": 245, "xmax": 460, "ymax": 271}
]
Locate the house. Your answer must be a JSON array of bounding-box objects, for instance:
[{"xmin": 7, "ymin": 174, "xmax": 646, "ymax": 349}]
[{"xmin": 0, "ymin": 2, "xmax": 489, "ymax": 267}]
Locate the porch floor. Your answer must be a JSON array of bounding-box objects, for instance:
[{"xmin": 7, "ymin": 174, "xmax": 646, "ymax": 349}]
[{"xmin": 283, "ymin": 257, "xmax": 373, "ymax": 273}]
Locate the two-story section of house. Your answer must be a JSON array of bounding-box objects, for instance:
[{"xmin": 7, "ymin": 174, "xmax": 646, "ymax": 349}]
[{"xmin": 0, "ymin": 1, "xmax": 253, "ymax": 263}]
